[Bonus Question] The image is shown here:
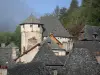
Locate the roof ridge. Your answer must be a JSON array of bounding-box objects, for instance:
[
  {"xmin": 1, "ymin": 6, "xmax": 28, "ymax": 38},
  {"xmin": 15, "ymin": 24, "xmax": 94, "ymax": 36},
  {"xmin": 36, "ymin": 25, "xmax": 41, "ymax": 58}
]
[{"xmin": 20, "ymin": 14, "xmax": 40, "ymax": 25}]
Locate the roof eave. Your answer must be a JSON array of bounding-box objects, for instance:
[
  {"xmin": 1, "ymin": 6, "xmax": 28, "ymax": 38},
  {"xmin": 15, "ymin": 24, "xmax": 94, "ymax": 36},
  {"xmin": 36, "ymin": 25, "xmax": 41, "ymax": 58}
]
[{"xmin": 20, "ymin": 23, "xmax": 44, "ymax": 25}]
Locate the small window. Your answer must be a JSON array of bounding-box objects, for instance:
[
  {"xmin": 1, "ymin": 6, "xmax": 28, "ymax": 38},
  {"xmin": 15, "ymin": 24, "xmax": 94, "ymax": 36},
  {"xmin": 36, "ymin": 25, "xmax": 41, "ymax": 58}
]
[
  {"xmin": 53, "ymin": 70, "xmax": 58, "ymax": 75},
  {"xmin": 38, "ymin": 25, "xmax": 40, "ymax": 27},
  {"xmin": 23, "ymin": 47, "xmax": 25, "ymax": 53},
  {"xmin": 54, "ymin": 52, "xmax": 59, "ymax": 56},
  {"xmin": 93, "ymin": 33, "xmax": 98, "ymax": 39},
  {"xmin": 30, "ymin": 24, "xmax": 33, "ymax": 27},
  {"xmin": 23, "ymin": 25, "xmax": 25, "ymax": 28}
]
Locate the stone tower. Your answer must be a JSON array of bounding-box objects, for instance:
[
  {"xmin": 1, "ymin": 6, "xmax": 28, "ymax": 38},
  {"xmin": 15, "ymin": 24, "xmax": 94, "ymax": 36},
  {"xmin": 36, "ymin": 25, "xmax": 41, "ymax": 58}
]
[{"xmin": 19, "ymin": 14, "xmax": 43, "ymax": 63}]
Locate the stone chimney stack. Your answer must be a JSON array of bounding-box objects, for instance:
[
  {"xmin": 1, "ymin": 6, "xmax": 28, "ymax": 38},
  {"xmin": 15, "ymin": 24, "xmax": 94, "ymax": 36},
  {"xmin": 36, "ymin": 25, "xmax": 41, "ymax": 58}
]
[
  {"xmin": 1, "ymin": 43, "xmax": 5, "ymax": 48},
  {"xmin": 0, "ymin": 66, "xmax": 7, "ymax": 75},
  {"xmin": 12, "ymin": 47, "xmax": 17, "ymax": 59}
]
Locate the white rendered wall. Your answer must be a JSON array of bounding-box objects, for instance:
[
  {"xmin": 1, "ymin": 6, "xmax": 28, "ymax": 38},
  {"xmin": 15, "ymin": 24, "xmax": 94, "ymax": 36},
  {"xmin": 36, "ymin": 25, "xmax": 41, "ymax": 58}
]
[
  {"xmin": 19, "ymin": 46, "xmax": 39, "ymax": 63},
  {"xmin": 0, "ymin": 69, "xmax": 7, "ymax": 75},
  {"xmin": 20, "ymin": 24, "xmax": 43, "ymax": 63},
  {"xmin": 53, "ymin": 50, "xmax": 66, "ymax": 56},
  {"xmin": 43, "ymin": 37, "xmax": 73, "ymax": 51},
  {"xmin": 96, "ymin": 56, "xmax": 100, "ymax": 64},
  {"xmin": 43, "ymin": 37, "xmax": 70, "ymax": 43},
  {"xmin": 12, "ymin": 47, "xmax": 17, "ymax": 59}
]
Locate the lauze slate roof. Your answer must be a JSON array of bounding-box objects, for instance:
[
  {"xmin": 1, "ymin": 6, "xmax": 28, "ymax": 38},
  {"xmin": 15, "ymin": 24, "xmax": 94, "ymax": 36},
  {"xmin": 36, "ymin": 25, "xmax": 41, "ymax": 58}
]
[
  {"xmin": 40, "ymin": 15, "xmax": 72, "ymax": 37},
  {"xmin": 20, "ymin": 14, "xmax": 41, "ymax": 25},
  {"xmin": 64, "ymin": 48, "xmax": 100, "ymax": 75},
  {"xmin": 19, "ymin": 14, "xmax": 72, "ymax": 37},
  {"xmin": 79, "ymin": 25, "xmax": 100, "ymax": 41},
  {"xmin": 0, "ymin": 48, "xmax": 17, "ymax": 68},
  {"xmin": 8, "ymin": 62, "xmax": 50, "ymax": 75},
  {"xmin": 33, "ymin": 42, "xmax": 63, "ymax": 66},
  {"xmin": 74, "ymin": 41, "xmax": 100, "ymax": 56},
  {"xmin": 8, "ymin": 42, "xmax": 65, "ymax": 75}
]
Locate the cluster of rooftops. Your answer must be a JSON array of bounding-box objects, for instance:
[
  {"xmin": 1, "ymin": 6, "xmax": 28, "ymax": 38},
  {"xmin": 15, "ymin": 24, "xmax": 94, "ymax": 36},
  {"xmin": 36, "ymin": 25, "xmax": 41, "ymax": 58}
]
[
  {"xmin": 7, "ymin": 41, "xmax": 100, "ymax": 75},
  {"xmin": 1, "ymin": 14, "xmax": 100, "ymax": 75},
  {"xmin": 7, "ymin": 14, "xmax": 100, "ymax": 74}
]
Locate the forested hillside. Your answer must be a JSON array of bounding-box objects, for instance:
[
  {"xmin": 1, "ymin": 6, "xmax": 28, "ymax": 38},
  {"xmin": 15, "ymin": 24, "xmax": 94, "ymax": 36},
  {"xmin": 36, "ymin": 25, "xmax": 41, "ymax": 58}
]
[{"xmin": 53, "ymin": 0, "xmax": 100, "ymax": 37}]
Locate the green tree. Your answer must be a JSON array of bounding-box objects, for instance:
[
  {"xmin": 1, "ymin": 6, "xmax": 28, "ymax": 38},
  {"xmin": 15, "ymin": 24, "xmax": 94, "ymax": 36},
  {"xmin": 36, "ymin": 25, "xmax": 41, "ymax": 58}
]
[
  {"xmin": 68, "ymin": 0, "xmax": 79, "ymax": 13},
  {"xmin": 60, "ymin": 7, "xmax": 67, "ymax": 16},
  {"xmin": 53, "ymin": 6, "xmax": 60, "ymax": 18},
  {"xmin": 81, "ymin": 0, "xmax": 100, "ymax": 26},
  {"xmin": 13, "ymin": 25, "xmax": 21, "ymax": 49},
  {"xmin": 60, "ymin": 0, "xmax": 79, "ymax": 27},
  {"xmin": 87, "ymin": 0, "xmax": 100, "ymax": 26},
  {"xmin": 0, "ymin": 32, "xmax": 13, "ymax": 45}
]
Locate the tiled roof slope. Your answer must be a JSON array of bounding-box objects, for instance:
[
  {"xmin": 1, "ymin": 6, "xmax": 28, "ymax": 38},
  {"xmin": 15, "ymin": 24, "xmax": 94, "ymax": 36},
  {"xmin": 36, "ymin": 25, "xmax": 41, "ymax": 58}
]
[
  {"xmin": 0, "ymin": 48, "xmax": 16, "ymax": 68},
  {"xmin": 43, "ymin": 37, "xmax": 62, "ymax": 49},
  {"xmin": 40, "ymin": 15, "xmax": 72, "ymax": 37},
  {"xmin": 33, "ymin": 42, "xmax": 63, "ymax": 66},
  {"xmin": 64, "ymin": 48, "xmax": 100, "ymax": 75},
  {"xmin": 79, "ymin": 25, "xmax": 100, "ymax": 41},
  {"xmin": 8, "ymin": 62, "xmax": 50, "ymax": 75},
  {"xmin": 20, "ymin": 14, "xmax": 40, "ymax": 25},
  {"xmin": 74, "ymin": 41, "xmax": 100, "ymax": 56}
]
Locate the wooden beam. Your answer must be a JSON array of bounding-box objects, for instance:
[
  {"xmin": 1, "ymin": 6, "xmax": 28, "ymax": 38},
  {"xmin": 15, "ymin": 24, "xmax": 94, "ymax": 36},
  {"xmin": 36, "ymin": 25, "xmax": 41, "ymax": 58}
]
[{"xmin": 14, "ymin": 43, "xmax": 40, "ymax": 61}]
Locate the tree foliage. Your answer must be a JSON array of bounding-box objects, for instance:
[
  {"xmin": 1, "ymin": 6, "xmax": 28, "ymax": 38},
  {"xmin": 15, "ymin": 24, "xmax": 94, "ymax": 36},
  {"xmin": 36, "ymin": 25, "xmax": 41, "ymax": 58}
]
[
  {"xmin": 53, "ymin": 6, "xmax": 60, "ymax": 18},
  {"xmin": 13, "ymin": 25, "xmax": 21, "ymax": 49},
  {"xmin": 0, "ymin": 25, "xmax": 21, "ymax": 48},
  {"xmin": 0, "ymin": 32, "xmax": 13, "ymax": 45},
  {"xmin": 59, "ymin": 0, "xmax": 100, "ymax": 37}
]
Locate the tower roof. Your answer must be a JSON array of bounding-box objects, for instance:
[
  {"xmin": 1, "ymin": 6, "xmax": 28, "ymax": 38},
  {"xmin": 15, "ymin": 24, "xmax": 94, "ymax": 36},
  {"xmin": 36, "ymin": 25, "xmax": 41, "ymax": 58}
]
[{"xmin": 20, "ymin": 14, "xmax": 41, "ymax": 25}]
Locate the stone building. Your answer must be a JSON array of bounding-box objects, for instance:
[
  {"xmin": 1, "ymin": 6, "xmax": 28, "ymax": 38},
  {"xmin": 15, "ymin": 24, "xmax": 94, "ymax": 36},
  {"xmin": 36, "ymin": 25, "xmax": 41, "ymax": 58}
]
[
  {"xmin": 75, "ymin": 25, "xmax": 100, "ymax": 63},
  {"xmin": 0, "ymin": 43, "xmax": 19, "ymax": 68},
  {"xmin": 19, "ymin": 14, "xmax": 73, "ymax": 63},
  {"xmin": 8, "ymin": 41, "xmax": 100, "ymax": 75}
]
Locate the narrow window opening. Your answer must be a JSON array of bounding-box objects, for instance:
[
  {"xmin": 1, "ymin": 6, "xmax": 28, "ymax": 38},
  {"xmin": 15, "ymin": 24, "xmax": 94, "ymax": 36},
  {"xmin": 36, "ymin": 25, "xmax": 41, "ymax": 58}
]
[
  {"xmin": 23, "ymin": 47, "xmax": 25, "ymax": 53},
  {"xmin": 23, "ymin": 25, "xmax": 25, "ymax": 28},
  {"xmin": 93, "ymin": 33, "xmax": 98, "ymax": 39},
  {"xmin": 38, "ymin": 25, "xmax": 40, "ymax": 27},
  {"xmin": 53, "ymin": 70, "xmax": 58, "ymax": 75},
  {"xmin": 30, "ymin": 24, "xmax": 33, "ymax": 28}
]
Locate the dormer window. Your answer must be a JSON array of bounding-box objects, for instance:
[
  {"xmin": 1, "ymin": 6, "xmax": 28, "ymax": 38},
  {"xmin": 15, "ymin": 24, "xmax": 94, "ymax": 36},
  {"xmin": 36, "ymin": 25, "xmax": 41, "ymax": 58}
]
[
  {"xmin": 93, "ymin": 32, "xmax": 98, "ymax": 39},
  {"xmin": 23, "ymin": 46, "xmax": 25, "ymax": 53}
]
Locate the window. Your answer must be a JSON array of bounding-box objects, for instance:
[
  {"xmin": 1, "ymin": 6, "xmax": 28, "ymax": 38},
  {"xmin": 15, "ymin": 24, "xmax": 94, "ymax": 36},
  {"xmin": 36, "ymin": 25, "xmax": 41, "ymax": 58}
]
[
  {"xmin": 23, "ymin": 46, "xmax": 25, "ymax": 53},
  {"xmin": 38, "ymin": 25, "xmax": 40, "ymax": 27},
  {"xmin": 93, "ymin": 32, "xmax": 98, "ymax": 39},
  {"xmin": 53, "ymin": 70, "xmax": 58, "ymax": 75},
  {"xmin": 30, "ymin": 24, "xmax": 33, "ymax": 27},
  {"xmin": 54, "ymin": 52, "xmax": 59, "ymax": 56},
  {"xmin": 23, "ymin": 25, "xmax": 25, "ymax": 28}
]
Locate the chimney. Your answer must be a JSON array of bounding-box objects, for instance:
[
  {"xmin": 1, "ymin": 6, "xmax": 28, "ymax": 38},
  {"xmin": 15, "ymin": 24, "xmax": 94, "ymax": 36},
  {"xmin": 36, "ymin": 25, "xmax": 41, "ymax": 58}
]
[
  {"xmin": 1, "ymin": 43, "xmax": 5, "ymax": 48},
  {"xmin": 12, "ymin": 47, "xmax": 17, "ymax": 59},
  {"xmin": 0, "ymin": 65, "xmax": 7, "ymax": 75}
]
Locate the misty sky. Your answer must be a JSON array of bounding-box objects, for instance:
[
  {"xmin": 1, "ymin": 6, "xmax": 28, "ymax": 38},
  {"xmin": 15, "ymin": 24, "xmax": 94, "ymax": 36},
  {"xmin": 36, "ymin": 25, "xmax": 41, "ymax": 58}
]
[{"xmin": 0, "ymin": 0, "xmax": 81, "ymax": 32}]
